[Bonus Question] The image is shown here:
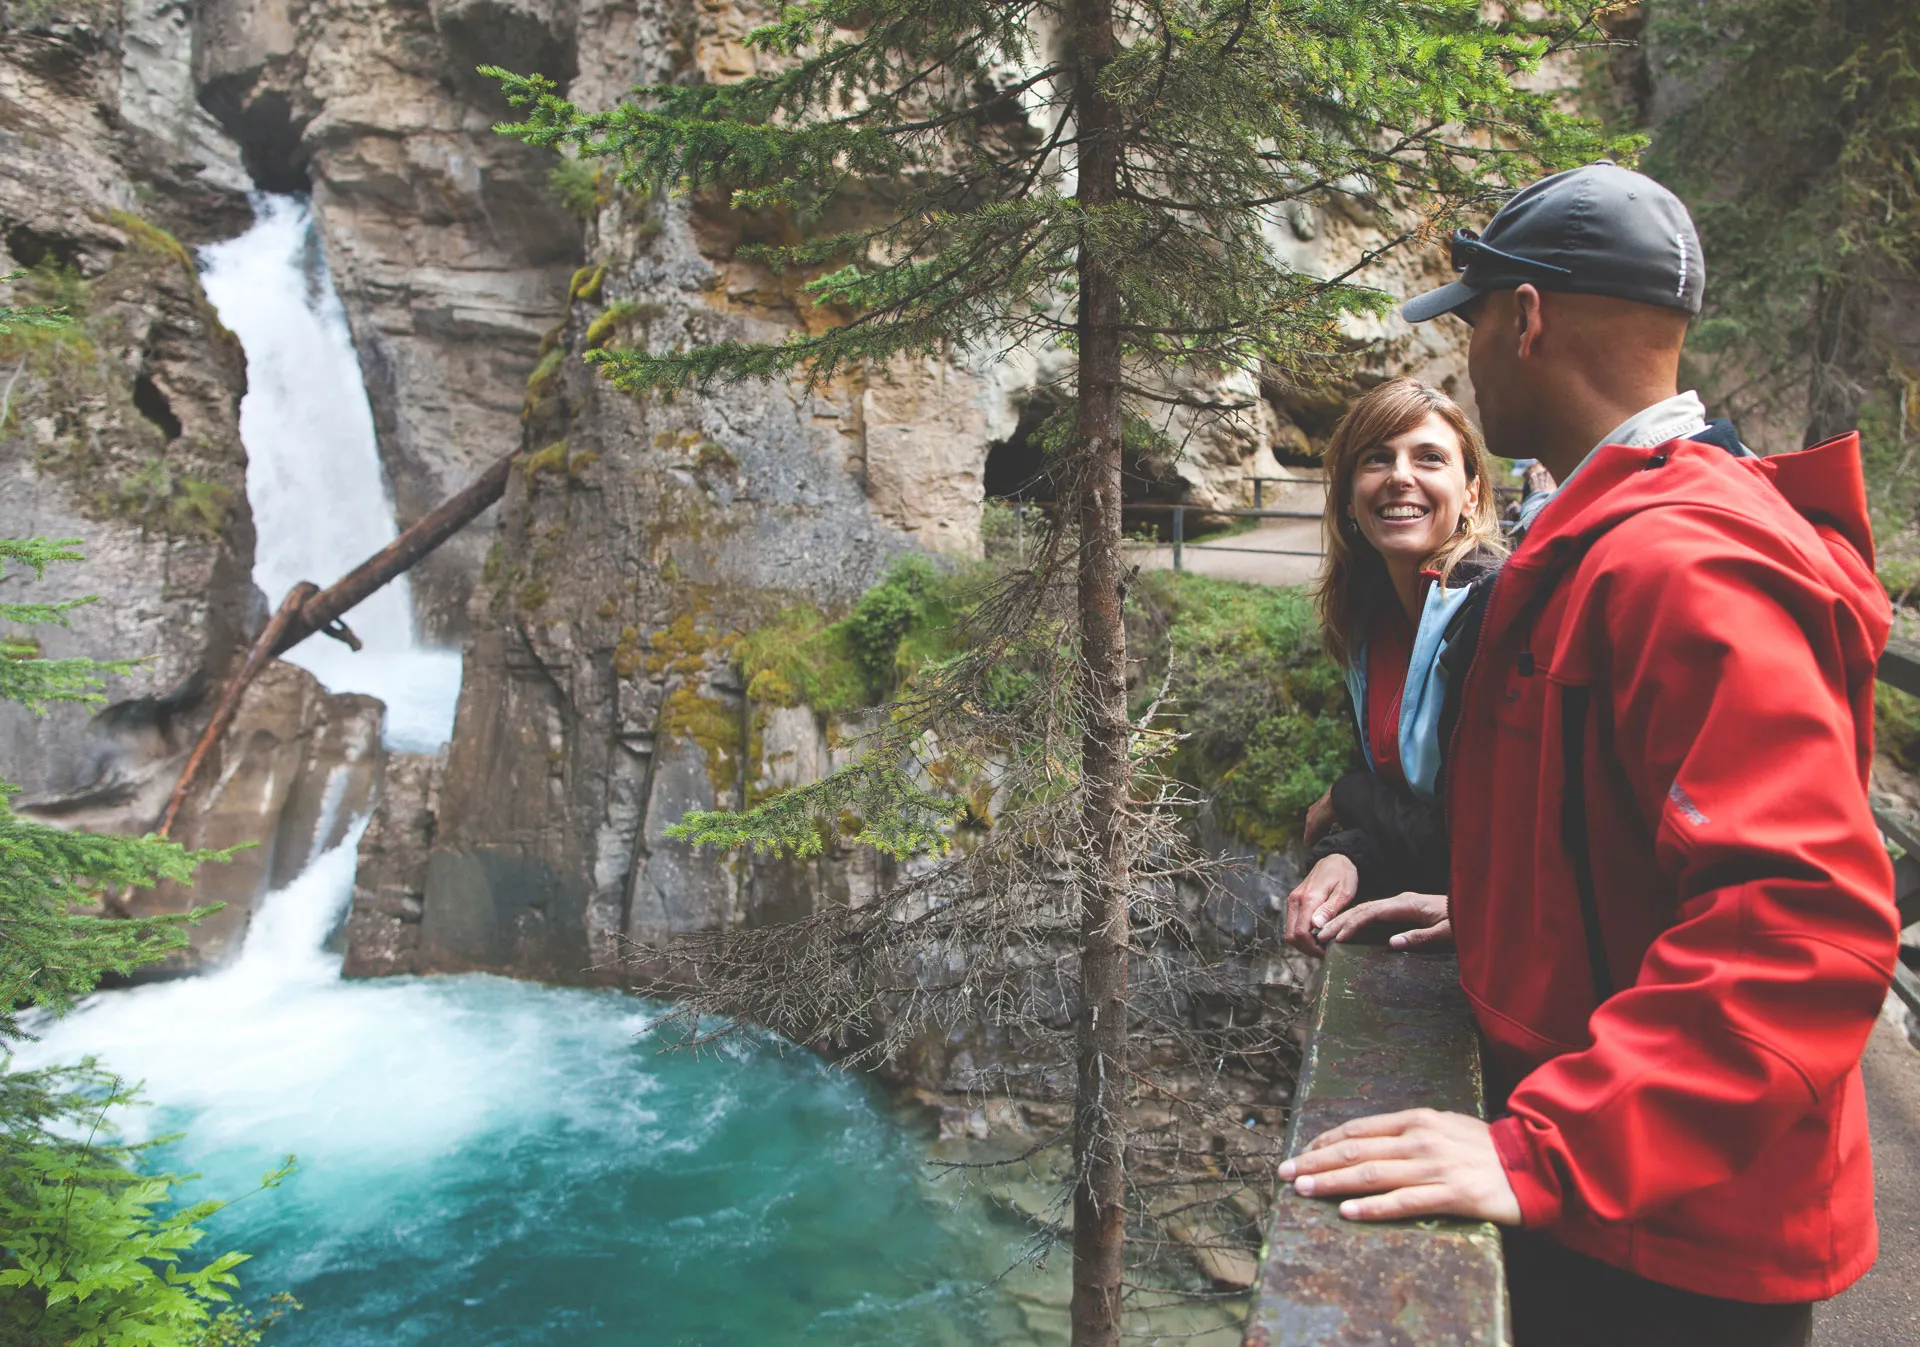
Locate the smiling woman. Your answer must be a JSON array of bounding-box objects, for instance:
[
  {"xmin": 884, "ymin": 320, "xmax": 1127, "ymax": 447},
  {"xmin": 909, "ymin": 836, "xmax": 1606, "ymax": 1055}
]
[
  {"xmin": 1313, "ymin": 380, "xmax": 1506, "ymax": 669},
  {"xmin": 1282, "ymin": 380, "xmax": 1508, "ymax": 958}
]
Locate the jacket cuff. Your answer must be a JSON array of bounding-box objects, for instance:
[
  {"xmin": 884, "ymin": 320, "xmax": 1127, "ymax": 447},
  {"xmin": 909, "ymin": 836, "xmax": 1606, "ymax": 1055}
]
[{"xmin": 1490, "ymin": 1116, "xmax": 1563, "ymax": 1228}]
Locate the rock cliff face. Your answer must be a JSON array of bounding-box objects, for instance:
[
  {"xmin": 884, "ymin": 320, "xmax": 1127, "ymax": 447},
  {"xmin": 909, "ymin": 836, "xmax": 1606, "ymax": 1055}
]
[
  {"xmin": 0, "ymin": 0, "xmax": 257, "ymax": 807},
  {"xmin": 2, "ymin": 0, "xmax": 1470, "ymax": 982},
  {"xmin": 192, "ymin": 0, "xmax": 587, "ymax": 637},
  {"xmin": 301, "ymin": 0, "xmax": 1471, "ymax": 982},
  {"xmin": 0, "ymin": 0, "xmax": 386, "ymax": 967}
]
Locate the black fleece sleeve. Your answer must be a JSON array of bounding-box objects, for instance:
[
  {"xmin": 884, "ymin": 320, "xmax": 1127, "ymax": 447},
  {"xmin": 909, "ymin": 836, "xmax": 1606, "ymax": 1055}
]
[{"xmin": 1305, "ymin": 771, "xmax": 1449, "ymax": 898}]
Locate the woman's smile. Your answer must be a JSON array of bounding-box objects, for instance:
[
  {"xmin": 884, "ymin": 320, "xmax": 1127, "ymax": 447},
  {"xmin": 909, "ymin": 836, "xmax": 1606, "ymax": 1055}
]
[
  {"xmin": 1375, "ymin": 501, "xmax": 1432, "ymax": 523},
  {"xmin": 1350, "ymin": 410, "xmax": 1479, "ymax": 567}
]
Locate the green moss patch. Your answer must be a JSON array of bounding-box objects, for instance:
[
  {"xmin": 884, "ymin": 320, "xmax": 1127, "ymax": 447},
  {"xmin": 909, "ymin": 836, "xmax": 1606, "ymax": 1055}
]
[
  {"xmin": 736, "ymin": 555, "xmax": 961, "ymax": 713},
  {"xmin": 662, "ymin": 683, "xmax": 743, "ymax": 797},
  {"xmin": 1132, "ymin": 572, "xmax": 1358, "ymax": 849},
  {"xmin": 0, "ymin": 244, "xmax": 242, "ymax": 541},
  {"xmin": 1880, "ymin": 681, "xmax": 1920, "ymax": 774},
  {"xmin": 522, "ymin": 439, "xmax": 571, "ymax": 479}
]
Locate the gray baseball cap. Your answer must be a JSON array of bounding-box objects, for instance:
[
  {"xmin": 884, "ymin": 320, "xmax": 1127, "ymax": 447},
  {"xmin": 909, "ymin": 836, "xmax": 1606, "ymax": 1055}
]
[{"xmin": 1401, "ymin": 163, "xmax": 1704, "ymax": 323}]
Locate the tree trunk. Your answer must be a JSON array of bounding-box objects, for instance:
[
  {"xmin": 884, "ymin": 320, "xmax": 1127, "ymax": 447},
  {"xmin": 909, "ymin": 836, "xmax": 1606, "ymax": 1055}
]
[
  {"xmin": 1066, "ymin": 0, "xmax": 1130, "ymax": 1340},
  {"xmin": 1804, "ymin": 275, "xmax": 1870, "ymax": 446}
]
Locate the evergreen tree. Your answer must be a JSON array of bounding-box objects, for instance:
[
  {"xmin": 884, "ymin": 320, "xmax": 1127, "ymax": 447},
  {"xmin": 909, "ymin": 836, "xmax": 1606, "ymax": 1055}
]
[
  {"xmin": 0, "ymin": 536, "xmax": 205, "ymax": 1035},
  {"xmin": 488, "ymin": 4, "xmax": 1618, "ymax": 1337},
  {"xmin": 1641, "ymin": 0, "xmax": 1919, "ymax": 507}
]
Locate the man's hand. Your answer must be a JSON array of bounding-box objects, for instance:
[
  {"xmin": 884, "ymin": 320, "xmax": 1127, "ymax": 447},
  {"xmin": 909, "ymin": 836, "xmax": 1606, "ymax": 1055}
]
[
  {"xmin": 1278, "ymin": 1109, "xmax": 1522, "ymax": 1224},
  {"xmin": 1303, "ymin": 787, "xmax": 1339, "ymax": 847},
  {"xmin": 1314, "ymin": 892, "xmax": 1451, "ymax": 950},
  {"xmin": 1283, "ymin": 853, "xmax": 1359, "ymax": 956}
]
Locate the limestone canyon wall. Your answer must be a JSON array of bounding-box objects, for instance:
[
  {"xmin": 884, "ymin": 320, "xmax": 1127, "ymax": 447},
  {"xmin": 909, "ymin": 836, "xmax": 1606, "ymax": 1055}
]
[
  {"xmin": 0, "ymin": 0, "xmax": 381, "ymax": 966},
  {"xmin": 284, "ymin": 0, "xmax": 1474, "ymax": 983},
  {"xmin": 192, "ymin": 0, "xmax": 587, "ymax": 637},
  {"xmin": 2, "ymin": 0, "xmax": 1472, "ymax": 982}
]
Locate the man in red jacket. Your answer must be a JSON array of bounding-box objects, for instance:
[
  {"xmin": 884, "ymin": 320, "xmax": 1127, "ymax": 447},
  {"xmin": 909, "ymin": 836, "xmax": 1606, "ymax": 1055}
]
[{"xmin": 1280, "ymin": 163, "xmax": 1901, "ymax": 1346}]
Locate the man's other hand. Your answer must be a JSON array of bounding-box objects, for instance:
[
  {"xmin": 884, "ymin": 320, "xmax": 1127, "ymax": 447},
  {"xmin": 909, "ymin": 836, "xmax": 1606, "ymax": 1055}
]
[
  {"xmin": 1278, "ymin": 1109, "xmax": 1522, "ymax": 1224},
  {"xmin": 1283, "ymin": 853, "xmax": 1359, "ymax": 956}
]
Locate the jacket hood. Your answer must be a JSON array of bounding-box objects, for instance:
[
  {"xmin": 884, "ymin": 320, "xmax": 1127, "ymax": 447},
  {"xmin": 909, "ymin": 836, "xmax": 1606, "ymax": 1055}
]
[
  {"xmin": 1510, "ymin": 430, "xmax": 1887, "ymax": 652},
  {"xmin": 1759, "ymin": 431, "xmax": 1877, "ymax": 567}
]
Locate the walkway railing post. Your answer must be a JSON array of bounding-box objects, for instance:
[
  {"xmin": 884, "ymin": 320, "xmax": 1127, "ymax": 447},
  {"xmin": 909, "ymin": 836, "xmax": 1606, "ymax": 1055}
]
[
  {"xmin": 1172, "ymin": 504, "xmax": 1184, "ymax": 571},
  {"xmin": 1253, "ymin": 480, "xmax": 1264, "ymax": 510}
]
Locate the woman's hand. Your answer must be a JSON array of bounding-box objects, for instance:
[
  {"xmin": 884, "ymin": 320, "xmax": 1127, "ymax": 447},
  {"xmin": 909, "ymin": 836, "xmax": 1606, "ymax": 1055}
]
[
  {"xmin": 1302, "ymin": 788, "xmax": 1339, "ymax": 847},
  {"xmin": 1315, "ymin": 892, "xmax": 1451, "ymax": 950},
  {"xmin": 1283, "ymin": 854, "xmax": 1360, "ymax": 956}
]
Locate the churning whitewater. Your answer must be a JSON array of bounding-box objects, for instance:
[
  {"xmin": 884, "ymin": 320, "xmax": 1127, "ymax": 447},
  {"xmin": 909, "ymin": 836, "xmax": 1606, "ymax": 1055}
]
[
  {"xmin": 17, "ymin": 833, "xmax": 1039, "ymax": 1344},
  {"xmin": 12, "ymin": 197, "xmax": 1055, "ymax": 1345},
  {"xmin": 197, "ymin": 195, "xmax": 460, "ymax": 753}
]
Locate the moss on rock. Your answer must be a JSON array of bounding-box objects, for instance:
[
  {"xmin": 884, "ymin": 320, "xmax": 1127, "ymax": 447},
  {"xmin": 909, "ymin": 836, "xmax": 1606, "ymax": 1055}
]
[{"xmin": 661, "ymin": 683, "xmax": 743, "ymax": 798}]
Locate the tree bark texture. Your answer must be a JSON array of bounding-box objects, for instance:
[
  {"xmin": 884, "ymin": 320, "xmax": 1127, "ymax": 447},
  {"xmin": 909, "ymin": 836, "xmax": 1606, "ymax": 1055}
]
[
  {"xmin": 1066, "ymin": 1, "xmax": 1131, "ymax": 1342},
  {"xmin": 156, "ymin": 449, "xmax": 516, "ymax": 836},
  {"xmin": 1804, "ymin": 275, "xmax": 1870, "ymax": 447}
]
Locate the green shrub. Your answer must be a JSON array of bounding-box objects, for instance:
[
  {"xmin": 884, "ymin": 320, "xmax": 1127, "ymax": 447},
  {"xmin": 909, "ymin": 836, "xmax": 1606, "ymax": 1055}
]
[
  {"xmin": 738, "ymin": 555, "xmax": 965, "ymax": 712},
  {"xmin": 0, "ymin": 536, "xmax": 287, "ymax": 1344},
  {"xmin": 548, "ymin": 157, "xmax": 605, "ymax": 221},
  {"xmin": 734, "ymin": 558, "xmax": 1355, "ymax": 851},
  {"xmin": 1880, "ymin": 681, "xmax": 1920, "ymax": 774},
  {"xmin": 1132, "ymin": 572, "xmax": 1359, "ymax": 849},
  {"xmin": 0, "ymin": 1065, "xmax": 295, "ymax": 1347}
]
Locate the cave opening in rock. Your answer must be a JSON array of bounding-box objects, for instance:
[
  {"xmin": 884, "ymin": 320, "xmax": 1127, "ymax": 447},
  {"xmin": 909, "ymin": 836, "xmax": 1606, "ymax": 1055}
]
[
  {"xmin": 983, "ymin": 390, "xmax": 1198, "ymax": 539},
  {"xmin": 198, "ymin": 83, "xmax": 311, "ymax": 195},
  {"xmin": 5, "ymin": 225, "xmax": 85, "ymax": 272},
  {"xmin": 133, "ymin": 372, "xmax": 182, "ymax": 440},
  {"xmin": 982, "ymin": 393, "xmax": 1060, "ymax": 501}
]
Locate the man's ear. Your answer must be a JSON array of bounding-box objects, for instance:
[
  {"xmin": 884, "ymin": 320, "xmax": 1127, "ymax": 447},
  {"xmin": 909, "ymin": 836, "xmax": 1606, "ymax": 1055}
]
[{"xmin": 1514, "ymin": 284, "xmax": 1545, "ymax": 360}]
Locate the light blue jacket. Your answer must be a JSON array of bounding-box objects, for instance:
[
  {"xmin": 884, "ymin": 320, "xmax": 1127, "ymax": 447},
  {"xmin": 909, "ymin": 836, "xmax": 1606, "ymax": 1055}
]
[{"xmin": 1342, "ymin": 578, "xmax": 1480, "ymax": 804}]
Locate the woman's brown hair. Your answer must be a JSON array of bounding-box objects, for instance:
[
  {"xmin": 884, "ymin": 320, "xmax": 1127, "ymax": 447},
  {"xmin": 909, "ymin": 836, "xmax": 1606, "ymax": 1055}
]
[{"xmin": 1311, "ymin": 378, "xmax": 1506, "ymax": 668}]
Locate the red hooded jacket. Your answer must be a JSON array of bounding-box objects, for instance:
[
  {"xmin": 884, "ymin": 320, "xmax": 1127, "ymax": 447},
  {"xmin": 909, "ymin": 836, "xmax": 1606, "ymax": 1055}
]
[{"xmin": 1448, "ymin": 431, "xmax": 1899, "ymax": 1302}]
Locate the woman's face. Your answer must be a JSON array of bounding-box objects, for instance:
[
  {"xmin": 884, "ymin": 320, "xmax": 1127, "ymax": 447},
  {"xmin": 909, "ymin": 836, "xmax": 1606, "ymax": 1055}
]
[{"xmin": 1347, "ymin": 411, "xmax": 1479, "ymax": 567}]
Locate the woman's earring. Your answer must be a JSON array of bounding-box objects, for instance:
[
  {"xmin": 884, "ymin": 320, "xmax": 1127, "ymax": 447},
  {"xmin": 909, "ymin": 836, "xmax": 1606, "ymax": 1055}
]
[
  {"xmin": 1343, "ymin": 514, "xmax": 1358, "ymax": 535},
  {"xmin": 1455, "ymin": 515, "xmax": 1469, "ymax": 535}
]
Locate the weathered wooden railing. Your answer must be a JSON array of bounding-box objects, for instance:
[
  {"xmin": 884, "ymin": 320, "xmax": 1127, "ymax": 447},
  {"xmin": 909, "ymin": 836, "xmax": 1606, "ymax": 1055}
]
[
  {"xmin": 1243, "ymin": 944, "xmax": 1505, "ymax": 1346},
  {"xmin": 1873, "ymin": 640, "xmax": 1920, "ymax": 1017}
]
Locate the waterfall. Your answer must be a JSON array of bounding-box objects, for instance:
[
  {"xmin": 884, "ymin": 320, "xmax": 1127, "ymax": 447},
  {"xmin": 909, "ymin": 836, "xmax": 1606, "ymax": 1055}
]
[
  {"xmin": 4, "ymin": 194, "xmax": 1068, "ymax": 1347},
  {"xmin": 197, "ymin": 194, "xmax": 461, "ymax": 753}
]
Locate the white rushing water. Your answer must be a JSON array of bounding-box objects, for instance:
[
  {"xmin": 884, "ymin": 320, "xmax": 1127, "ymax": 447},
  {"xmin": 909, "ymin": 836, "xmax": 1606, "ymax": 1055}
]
[
  {"xmin": 12, "ymin": 830, "xmax": 670, "ymax": 1169},
  {"xmin": 8, "ymin": 194, "xmax": 1074, "ymax": 1346},
  {"xmin": 198, "ymin": 195, "xmax": 462, "ymax": 752},
  {"xmin": 13, "ymin": 834, "xmax": 1047, "ymax": 1346}
]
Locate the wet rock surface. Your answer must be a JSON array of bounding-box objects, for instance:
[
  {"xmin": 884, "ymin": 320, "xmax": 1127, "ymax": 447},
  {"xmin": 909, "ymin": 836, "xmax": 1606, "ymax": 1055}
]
[
  {"xmin": 342, "ymin": 749, "xmax": 445, "ymax": 977},
  {"xmin": 0, "ymin": 0, "xmax": 258, "ymax": 825}
]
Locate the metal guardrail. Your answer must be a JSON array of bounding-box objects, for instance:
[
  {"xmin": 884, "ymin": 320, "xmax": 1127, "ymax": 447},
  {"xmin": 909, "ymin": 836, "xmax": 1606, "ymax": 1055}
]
[
  {"xmin": 1018, "ymin": 500, "xmax": 1327, "ymax": 569},
  {"xmin": 1244, "ymin": 945, "xmax": 1506, "ymax": 1346}
]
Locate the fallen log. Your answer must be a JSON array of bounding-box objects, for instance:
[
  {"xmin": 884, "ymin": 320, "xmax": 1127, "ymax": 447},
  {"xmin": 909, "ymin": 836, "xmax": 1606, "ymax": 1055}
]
[{"xmin": 156, "ymin": 449, "xmax": 517, "ymax": 837}]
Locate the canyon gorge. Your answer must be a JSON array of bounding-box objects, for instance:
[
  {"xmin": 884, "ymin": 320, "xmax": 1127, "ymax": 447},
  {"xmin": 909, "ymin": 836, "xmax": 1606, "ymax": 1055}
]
[{"xmin": 0, "ymin": 0, "xmax": 1471, "ymax": 985}]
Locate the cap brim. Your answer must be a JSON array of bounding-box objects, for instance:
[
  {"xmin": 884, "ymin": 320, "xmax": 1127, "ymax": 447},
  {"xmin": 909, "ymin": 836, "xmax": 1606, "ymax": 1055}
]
[{"xmin": 1400, "ymin": 279, "xmax": 1480, "ymax": 324}]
